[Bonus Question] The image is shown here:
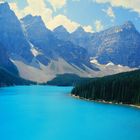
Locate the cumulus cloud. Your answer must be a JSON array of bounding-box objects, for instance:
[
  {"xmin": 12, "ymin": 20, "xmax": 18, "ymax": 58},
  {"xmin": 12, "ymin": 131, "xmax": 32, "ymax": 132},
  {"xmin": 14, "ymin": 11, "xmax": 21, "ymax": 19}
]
[
  {"xmin": 83, "ymin": 25, "xmax": 94, "ymax": 33},
  {"xmin": 10, "ymin": 0, "xmax": 53, "ymax": 22},
  {"xmin": 47, "ymin": 15, "xmax": 94, "ymax": 33},
  {"xmin": 25, "ymin": 0, "xmax": 53, "ymax": 25},
  {"xmin": 47, "ymin": 14, "xmax": 80, "ymax": 32},
  {"xmin": 8, "ymin": 0, "xmax": 93, "ymax": 33},
  {"xmin": 95, "ymin": 20, "xmax": 104, "ymax": 32},
  {"xmin": 48, "ymin": 0, "xmax": 67, "ymax": 11},
  {"xmin": 9, "ymin": 3, "xmax": 23, "ymax": 17},
  {"xmin": 95, "ymin": 0, "xmax": 140, "ymax": 14},
  {"xmin": 102, "ymin": 7, "xmax": 115, "ymax": 18}
]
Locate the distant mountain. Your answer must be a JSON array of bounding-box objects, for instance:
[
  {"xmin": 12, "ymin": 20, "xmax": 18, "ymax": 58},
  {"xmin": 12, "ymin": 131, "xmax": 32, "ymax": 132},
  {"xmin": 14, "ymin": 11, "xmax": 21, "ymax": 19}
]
[
  {"xmin": 21, "ymin": 14, "xmax": 98, "ymax": 81},
  {"xmin": 54, "ymin": 21, "xmax": 140, "ymax": 68},
  {"xmin": 21, "ymin": 15, "xmax": 94, "ymax": 69},
  {"xmin": 54, "ymin": 26, "xmax": 94, "ymax": 54},
  {"xmin": 95, "ymin": 21, "xmax": 140, "ymax": 67},
  {"xmin": 0, "ymin": 2, "xmax": 139, "ymax": 85},
  {"xmin": 71, "ymin": 69, "xmax": 140, "ymax": 105},
  {"xmin": 54, "ymin": 26, "xmax": 93, "ymax": 53},
  {"xmin": 0, "ymin": 3, "xmax": 96, "ymax": 83},
  {"xmin": 70, "ymin": 26, "xmax": 92, "ymax": 45},
  {"xmin": 53, "ymin": 25, "xmax": 70, "ymax": 41}
]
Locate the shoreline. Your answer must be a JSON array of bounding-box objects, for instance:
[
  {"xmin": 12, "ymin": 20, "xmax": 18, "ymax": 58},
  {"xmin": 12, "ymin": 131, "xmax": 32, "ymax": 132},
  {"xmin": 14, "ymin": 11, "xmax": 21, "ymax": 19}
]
[{"xmin": 71, "ymin": 94, "xmax": 140, "ymax": 109}]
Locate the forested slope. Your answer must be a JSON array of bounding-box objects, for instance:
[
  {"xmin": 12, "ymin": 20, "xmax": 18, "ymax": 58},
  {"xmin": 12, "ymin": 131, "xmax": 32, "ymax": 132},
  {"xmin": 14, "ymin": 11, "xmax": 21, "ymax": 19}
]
[
  {"xmin": 0, "ymin": 68, "xmax": 35, "ymax": 87},
  {"xmin": 47, "ymin": 74, "xmax": 88, "ymax": 86},
  {"xmin": 71, "ymin": 70, "xmax": 140, "ymax": 105}
]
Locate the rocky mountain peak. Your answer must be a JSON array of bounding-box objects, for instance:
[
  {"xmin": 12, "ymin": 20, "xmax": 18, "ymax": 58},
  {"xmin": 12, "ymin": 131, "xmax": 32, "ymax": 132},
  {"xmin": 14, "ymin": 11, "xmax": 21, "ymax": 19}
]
[
  {"xmin": 122, "ymin": 20, "xmax": 136, "ymax": 30},
  {"xmin": 0, "ymin": 2, "xmax": 10, "ymax": 12},
  {"xmin": 21, "ymin": 14, "xmax": 52, "ymax": 37},
  {"xmin": 54, "ymin": 25, "xmax": 68, "ymax": 33},
  {"xmin": 73, "ymin": 26, "xmax": 85, "ymax": 34},
  {"xmin": 21, "ymin": 14, "xmax": 44, "ymax": 26}
]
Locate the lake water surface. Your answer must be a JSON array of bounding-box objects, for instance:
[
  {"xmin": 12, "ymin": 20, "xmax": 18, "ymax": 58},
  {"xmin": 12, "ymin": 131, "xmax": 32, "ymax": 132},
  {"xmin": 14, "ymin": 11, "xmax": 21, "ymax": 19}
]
[{"xmin": 0, "ymin": 86, "xmax": 140, "ymax": 140}]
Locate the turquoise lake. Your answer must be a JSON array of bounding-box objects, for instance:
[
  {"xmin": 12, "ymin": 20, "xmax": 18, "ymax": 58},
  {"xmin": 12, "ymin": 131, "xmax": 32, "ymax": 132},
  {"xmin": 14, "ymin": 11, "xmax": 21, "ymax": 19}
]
[{"xmin": 0, "ymin": 86, "xmax": 140, "ymax": 140}]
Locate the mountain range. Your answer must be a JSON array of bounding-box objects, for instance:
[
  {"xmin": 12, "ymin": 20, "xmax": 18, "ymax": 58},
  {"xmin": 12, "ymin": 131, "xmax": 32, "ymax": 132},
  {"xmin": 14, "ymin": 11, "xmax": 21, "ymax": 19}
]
[
  {"xmin": 0, "ymin": 2, "xmax": 139, "ymax": 84},
  {"xmin": 54, "ymin": 21, "xmax": 140, "ymax": 68}
]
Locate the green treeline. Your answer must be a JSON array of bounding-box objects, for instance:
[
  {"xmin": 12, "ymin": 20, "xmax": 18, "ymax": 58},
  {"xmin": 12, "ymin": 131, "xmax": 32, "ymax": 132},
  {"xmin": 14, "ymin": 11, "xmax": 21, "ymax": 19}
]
[
  {"xmin": 71, "ymin": 70, "xmax": 140, "ymax": 105},
  {"xmin": 0, "ymin": 68, "xmax": 35, "ymax": 87},
  {"xmin": 47, "ymin": 74, "xmax": 89, "ymax": 86}
]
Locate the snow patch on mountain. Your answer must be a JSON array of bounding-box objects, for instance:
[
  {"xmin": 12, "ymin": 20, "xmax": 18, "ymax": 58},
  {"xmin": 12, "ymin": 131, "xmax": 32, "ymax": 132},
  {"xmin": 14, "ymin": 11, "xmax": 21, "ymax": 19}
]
[
  {"xmin": 90, "ymin": 58, "xmax": 137, "ymax": 77},
  {"xmin": 115, "ymin": 28, "xmax": 123, "ymax": 33},
  {"xmin": 106, "ymin": 62, "xmax": 114, "ymax": 66},
  {"xmin": 30, "ymin": 46, "xmax": 41, "ymax": 57},
  {"xmin": 28, "ymin": 42, "xmax": 42, "ymax": 57}
]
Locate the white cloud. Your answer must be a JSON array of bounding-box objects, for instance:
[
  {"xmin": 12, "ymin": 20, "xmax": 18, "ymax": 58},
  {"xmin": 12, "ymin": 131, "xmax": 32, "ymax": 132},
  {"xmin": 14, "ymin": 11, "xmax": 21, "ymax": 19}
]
[
  {"xmin": 9, "ymin": 3, "xmax": 23, "ymax": 17},
  {"xmin": 47, "ymin": 15, "xmax": 94, "ymax": 33},
  {"xmin": 10, "ymin": 0, "xmax": 53, "ymax": 23},
  {"xmin": 102, "ymin": 7, "xmax": 115, "ymax": 18},
  {"xmin": 23, "ymin": 0, "xmax": 53, "ymax": 23},
  {"xmin": 9, "ymin": 0, "xmax": 93, "ymax": 33},
  {"xmin": 48, "ymin": 0, "xmax": 67, "ymax": 11},
  {"xmin": 47, "ymin": 14, "xmax": 80, "ymax": 32},
  {"xmin": 95, "ymin": 20, "xmax": 104, "ymax": 32},
  {"xmin": 95, "ymin": 0, "xmax": 140, "ymax": 14},
  {"xmin": 83, "ymin": 25, "xmax": 94, "ymax": 33}
]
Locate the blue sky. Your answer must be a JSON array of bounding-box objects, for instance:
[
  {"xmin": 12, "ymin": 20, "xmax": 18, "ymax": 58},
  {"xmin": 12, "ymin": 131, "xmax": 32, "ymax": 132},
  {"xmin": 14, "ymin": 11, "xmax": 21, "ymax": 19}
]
[{"xmin": 1, "ymin": 0, "xmax": 140, "ymax": 32}]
